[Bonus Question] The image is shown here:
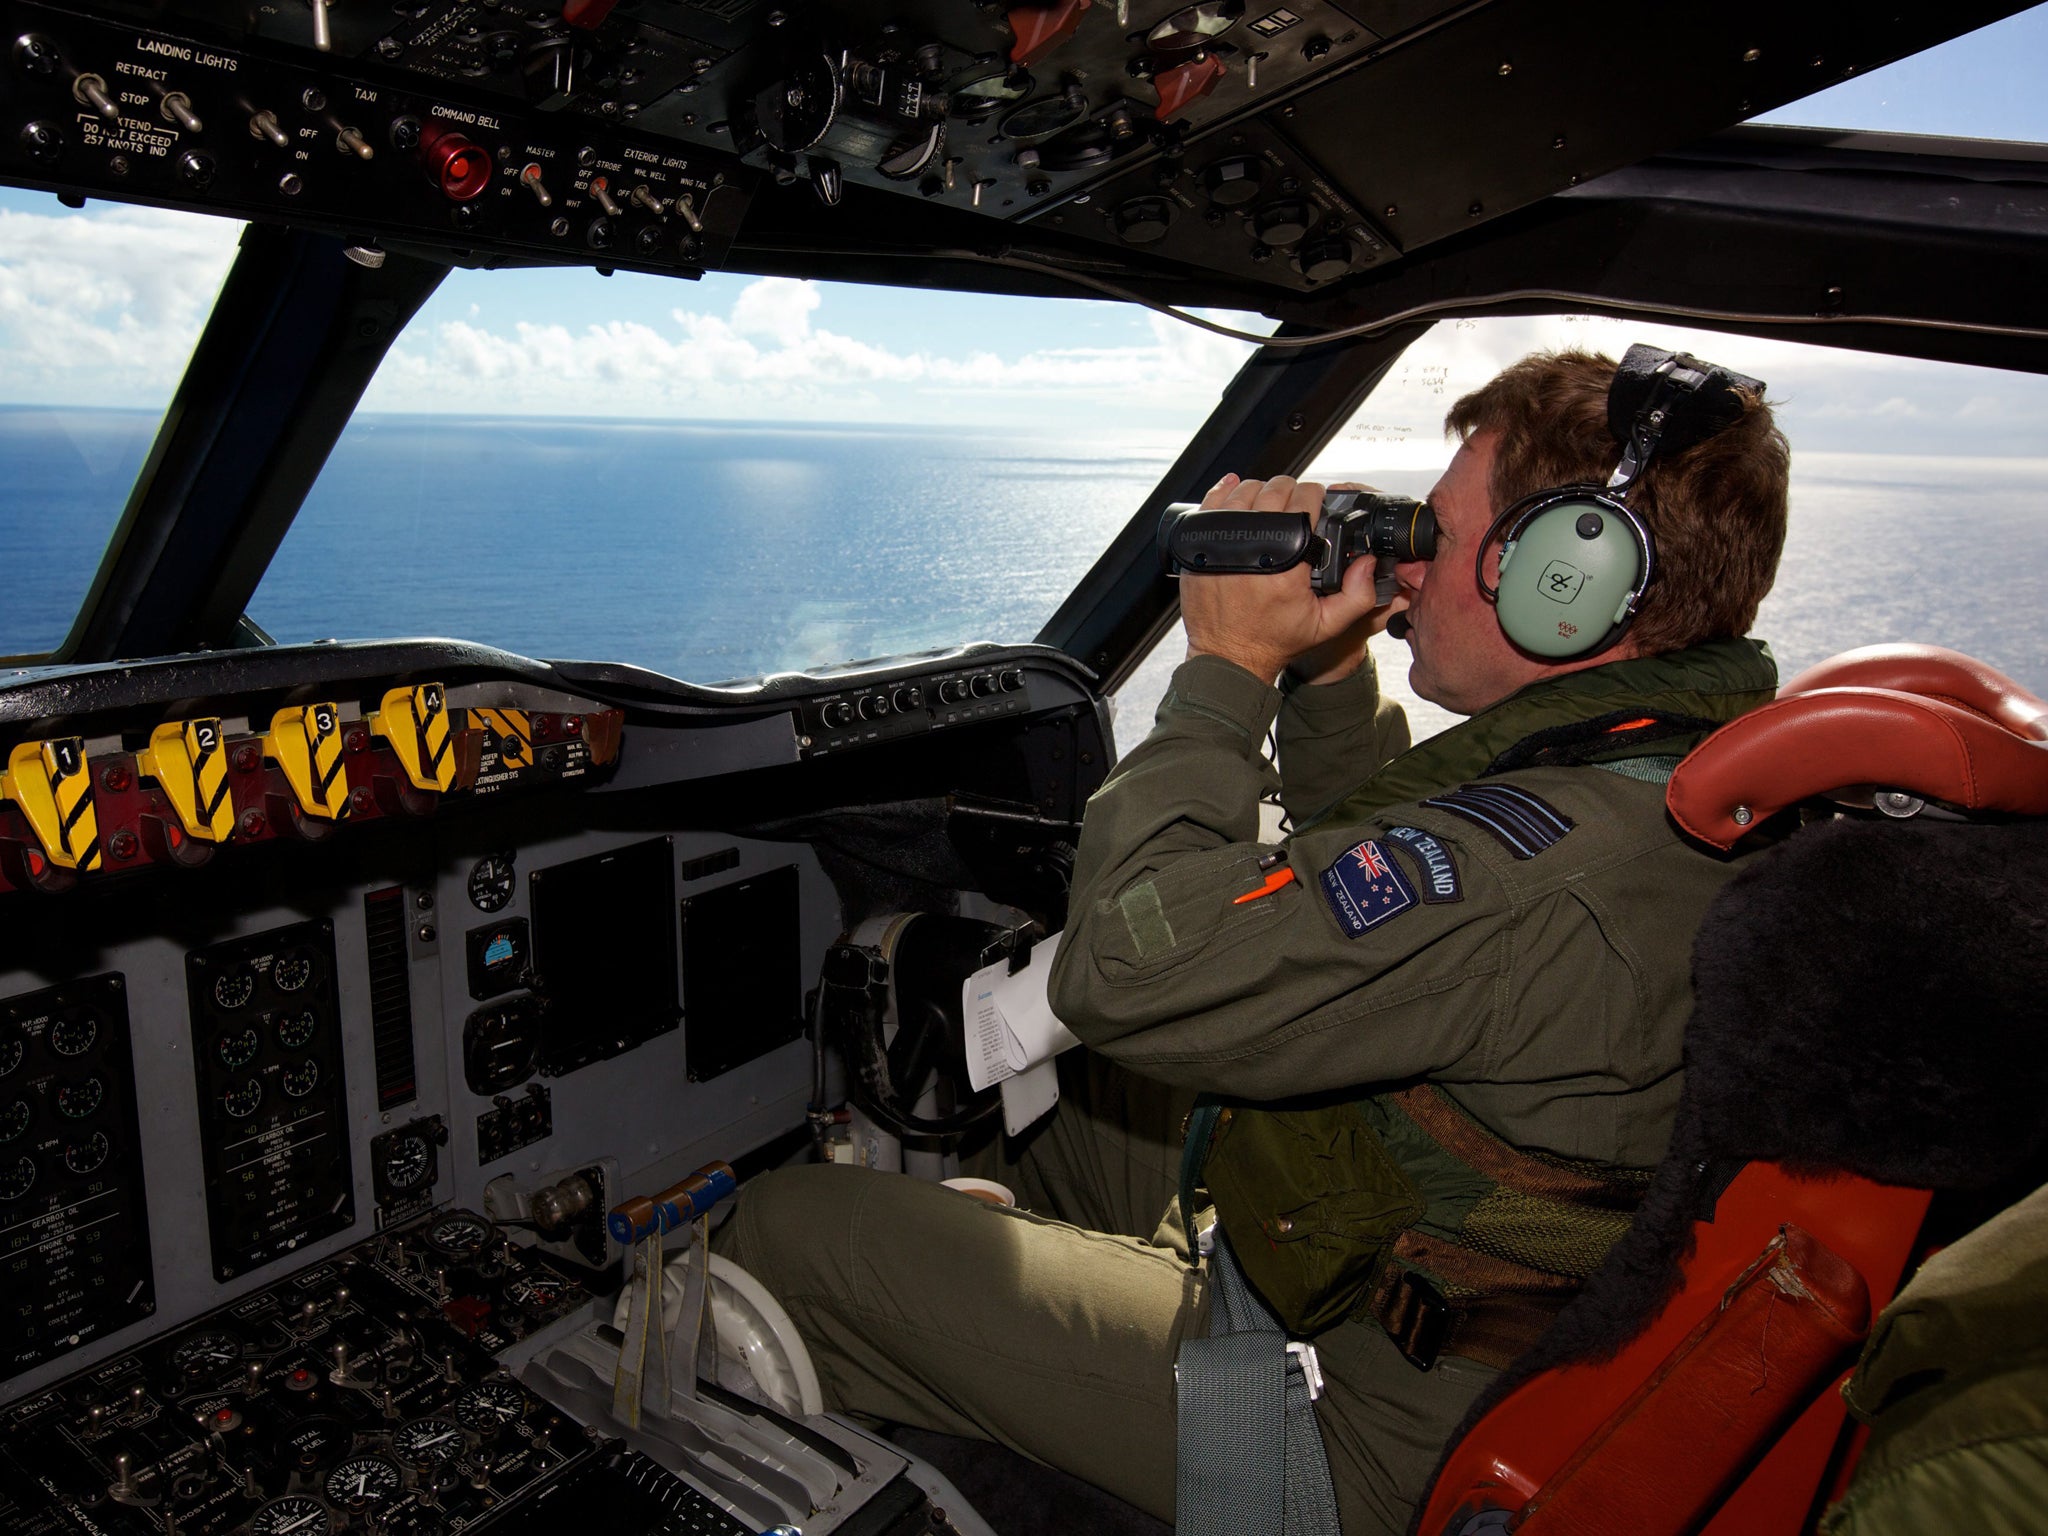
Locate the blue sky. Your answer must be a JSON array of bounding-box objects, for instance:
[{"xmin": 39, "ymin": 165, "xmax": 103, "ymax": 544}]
[{"xmin": 1, "ymin": 5, "xmax": 2045, "ymax": 432}]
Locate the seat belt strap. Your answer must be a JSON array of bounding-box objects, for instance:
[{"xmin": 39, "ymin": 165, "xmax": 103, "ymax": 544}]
[{"xmin": 1175, "ymin": 1235, "xmax": 1343, "ymax": 1536}]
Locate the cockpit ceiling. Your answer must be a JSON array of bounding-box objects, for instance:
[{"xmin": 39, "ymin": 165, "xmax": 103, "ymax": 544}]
[{"xmin": 0, "ymin": 0, "xmax": 2030, "ymax": 307}]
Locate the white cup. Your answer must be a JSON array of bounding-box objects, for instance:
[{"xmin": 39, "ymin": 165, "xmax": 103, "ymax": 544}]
[{"xmin": 940, "ymin": 1176, "xmax": 1017, "ymax": 1208}]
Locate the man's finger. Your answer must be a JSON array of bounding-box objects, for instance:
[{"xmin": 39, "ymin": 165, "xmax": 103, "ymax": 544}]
[
  {"xmin": 1198, "ymin": 472, "xmax": 1244, "ymax": 511},
  {"xmin": 1252, "ymin": 475, "xmax": 1297, "ymax": 512}
]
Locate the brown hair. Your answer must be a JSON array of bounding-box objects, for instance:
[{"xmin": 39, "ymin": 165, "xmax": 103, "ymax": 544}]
[{"xmin": 1445, "ymin": 348, "xmax": 1790, "ymax": 655}]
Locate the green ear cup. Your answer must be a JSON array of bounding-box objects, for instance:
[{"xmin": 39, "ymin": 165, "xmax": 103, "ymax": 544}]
[{"xmin": 1492, "ymin": 498, "xmax": 1648, "ymax": 659}]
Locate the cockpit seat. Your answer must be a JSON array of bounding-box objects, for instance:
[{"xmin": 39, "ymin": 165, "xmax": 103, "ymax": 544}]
[
  {"xmin": 1415, "ymin": 644, "xmax": 2048, "ymax": 1536},
  {"xmin": 1667, "ymin": 642, "xmax": 2048, "ymax": 849}
]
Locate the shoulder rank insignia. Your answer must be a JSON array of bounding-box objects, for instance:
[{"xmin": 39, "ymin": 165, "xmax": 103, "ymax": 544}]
[
  {"xmin": 1384, "ymin": 825, "xmax": 1463, "ymax": 902},
  {"xmin": 1319, "ymin": 838, "xmax": 1417, "ymax": 937},
  {"xmin": 1419, "ymin": 783, "xmax": 1574, "ymax": 860}
]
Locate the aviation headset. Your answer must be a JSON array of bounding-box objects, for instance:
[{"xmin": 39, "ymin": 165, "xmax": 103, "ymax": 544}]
[{"xmin": 1475, "ymin": 344, "xmax": 1766, "ymax": 661}]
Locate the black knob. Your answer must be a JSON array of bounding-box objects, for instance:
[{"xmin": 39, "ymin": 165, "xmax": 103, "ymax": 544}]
[
  {"xmin": 1253, "ymin": 200, "xmax": 1311, "ymax": 247},
  {"xmin": 821, "ymin": 700, "xmax": 856, "ymax": 728},
  {"xmin": 1203, "ymin": 156, "xmax": 1262, "ymax": 207},
  {"xmin": 1296, "ymin": 233, "xmax": 1354, "ymax": 284},
  {"xmin": 18, "ymin": 121, "xmax": 62, "ymax": 164},
  {"xmin": 892, "ymin": 684, "xmax": 925, "ymax": 712},
  {"xmin": 970, "ymin": 673, "xmax": 998, "ymax": 698},
  {"xmin": 177, "ymin": 150, "xmax": 217, "ymax": 190},
  {"xmin": 1112, "ymin": 196, "xmax": 1175, "ymax": 244},
  {"xmin": 857, "ymin": 693, "xmax": 890, "ymax": 720},
  {"xmin": 937, "ymin": 679, "xmax": 971, "ymax": 705},
  {"xmin": 997, "ymin": 669, "xmax": 1024, "ymax": 693}
]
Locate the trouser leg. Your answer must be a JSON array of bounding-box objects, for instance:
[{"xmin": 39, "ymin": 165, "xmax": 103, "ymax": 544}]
[
  {"xmin": 963, "ymin": 1051, "xmax": 1198, "ymax": 1244},
  {"xmin": 718, "ymin": 1161, "xmax": 1207, "ymax": 1521}
]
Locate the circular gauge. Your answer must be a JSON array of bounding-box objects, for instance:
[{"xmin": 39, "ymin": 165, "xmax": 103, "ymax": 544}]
[
  {"xmin": 393, "ymin": 1415, "xmax": 467, "ymax": 1465},
  {"xmin": 273, "ymin": 951, "xmax": 315, "ymax": 994},
  {"xmin": 950, "ymin": 65, "xmax": 1032, "ymax": 121},
  {"xmin": 999, "ymin": 90, "xmax": 1087, "ymax": 141},
  {"xmin": 49, "ymin": 1011, "xmax": 98, "ymax": 1057},
  {"xmin": 382, "ymin": 1133, "xmax": 431, "ymax": 1191},
  {"xmin": 64, "ymin": 1131, "xmax": 111, "ymax": 1176},
  {"xmin": 0, "ymin": 1154, "xmax": 35, "ymax": 1201},
  {"xmin": 1147, "ymin": 0, "xmax": 1244, "ymax": 50},
  {"xmin": 468, "ymin": 854, "xmax": 517, "ymax": 913},
  {"xmin": 216, "ymin": 1026, "xmax": 260, "ymax": 1071},
  {"xmin": 277, "ymin": 1010, "xmax": 318, "ymax": 1051},
  {"xmin": 212, "ymin": 971, "xmax": 255, "ymax": 1011},
  {"xmin": 170, "ymin": 1328, "xmax": 244, "ymax": 1375},
  {"xmin": 220, "ymin": 1078, "xmax": 263, "ymax": 1119},
  {"xmin": 281, "ymin": 1059, "xmax": 321, "ymax": 1099},
  {"xmin": 1037, "ymin": 123, "xmax": 1117, "ymax": 172},
  {"xmin": 324, "ymin": 1455, "xmax": 402, "ymax": 1506},
  {"xmin": 55, "ymin": 1077, "xmax": 103, "ymax": 1120},
  {"xmin": 248, "ymin": 1495, "xmax": 332, "ymax": 1536},
  {"xmin": 0, "ymin": 1099, "xmax": 29, "ymax": 1143},
  {"xmin": 426, "ymin": 1212, "xmax": 492, "ymax": 1256},
  {"xmin": 0, "ymin": 1035, "xmax": 20, "ymax": 1078},
  {"xmin": 455, "ymin": 1380, "xmax": 526, "ymax": 1431}
]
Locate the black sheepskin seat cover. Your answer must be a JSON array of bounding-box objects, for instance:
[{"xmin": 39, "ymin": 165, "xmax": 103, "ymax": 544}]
[{"xmin": 1420, "ymin": 815, "xmax": 2048, "ymax": 1507}]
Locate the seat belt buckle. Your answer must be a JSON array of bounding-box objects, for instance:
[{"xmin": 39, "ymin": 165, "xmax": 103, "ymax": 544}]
[
  {"xmin": 1285, "ymin": 1341, "xmax": 1324, "ymax": 1401},
  {"xmin": 1385, "ymin": 1270, "xmax": 1451, "ymax": 1372}
]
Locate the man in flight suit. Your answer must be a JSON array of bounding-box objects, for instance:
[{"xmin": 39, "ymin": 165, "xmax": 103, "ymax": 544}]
[{"xmin": 720, "ymin": 348, "xmax": 1792, "ymax": 1534}]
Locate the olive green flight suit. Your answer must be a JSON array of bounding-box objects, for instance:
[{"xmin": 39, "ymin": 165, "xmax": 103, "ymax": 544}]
[{"xmin": 721, "ymin": 639, "xmax": 1776, "ymax": 1534}]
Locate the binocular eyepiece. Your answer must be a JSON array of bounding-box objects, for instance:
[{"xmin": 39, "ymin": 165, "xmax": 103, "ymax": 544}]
[{"xmin": 1159, "ymin": 490, "xmax": 1437, "ymax": 598}]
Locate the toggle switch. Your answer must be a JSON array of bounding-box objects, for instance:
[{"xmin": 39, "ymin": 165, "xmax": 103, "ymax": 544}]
[
  {"xmin": 157, "ymin": 89, "xmax": 202, "ymax": 133},
  {"xmin": 674, "ymin": 192, "xmax": 703, "ymax": 233},
  {"xmin": 521, "ymin": 164, "xmax": 552, "ymax": 205},
  {"xmin": 336, "ymin": 124, "xmax": 374, "ymax": 159},
  {"xmin": 629, "ymin": 183, "xmax": 664, "ymax": 213},
  {"xmin": 309, "ymin": 0, "xmax": 334, "ymax": 52},
  {"xmin": 248, "ymin": 108, "xmax": 289, "ymax": 148},
  {"xmin": 589, "ymin": 176, "xmax": 621, "ymax": 216},
  {"xmin": 71, "ymin": 73, "xmax": 119, "ymax": 122}
]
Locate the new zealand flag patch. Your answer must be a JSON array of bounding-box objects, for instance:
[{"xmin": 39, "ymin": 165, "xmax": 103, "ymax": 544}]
[
  {"xmin": 1384, "ymin": 825, "xmax": 1463, "ymax": 903},
  {"xmin": 1320, "ymin": 839, "xmax": 1417, "ymax": 937}
]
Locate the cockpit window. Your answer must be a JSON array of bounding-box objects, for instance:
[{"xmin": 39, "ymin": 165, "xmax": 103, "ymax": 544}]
[
  {"xmin": 1113, "ymin": 314, "xmax": 2048, "ymax": 744},
  {"xmin": 0, "ymin": 189, "xmax": 239, "ymax": 658},
  {"xmin": 1751, "ymin": 3, "xmax": 2048, "ymax": 140},
  {"xmin": 252, "ymin": 265, "xmax": 1256, "ymax": 680}
]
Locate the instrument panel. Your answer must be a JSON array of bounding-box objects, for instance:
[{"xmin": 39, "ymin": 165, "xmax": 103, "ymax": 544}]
[{"xmin": 0, "ymin": 639, "xmax": 1105, "ymax": 1413}]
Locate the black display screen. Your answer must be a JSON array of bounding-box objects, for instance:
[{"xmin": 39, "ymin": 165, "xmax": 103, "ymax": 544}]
[
  {"xmin": 529, "ymin": 837, "xmax": 679, "ymax": 1075},
  {"xmin": 681, "ymin": 865, "xmax": 804, "ymax": 1082}
]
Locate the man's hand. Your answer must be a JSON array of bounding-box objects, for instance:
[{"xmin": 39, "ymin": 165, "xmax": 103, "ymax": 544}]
[{"xmin": 1180, "ymin": 475, "xmax": 1409, "ymax": 685}]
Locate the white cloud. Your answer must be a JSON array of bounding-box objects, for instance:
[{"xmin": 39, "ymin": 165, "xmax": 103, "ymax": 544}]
[
  {"xmin": 728, "ymin": 276, "xmax": 821, "ymax": 346},
  {"xmin": 0, "ymin": 201, "xmax": 240, "ymax": 405}
]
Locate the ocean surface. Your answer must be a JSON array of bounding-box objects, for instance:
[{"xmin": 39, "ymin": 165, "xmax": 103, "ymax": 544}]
[{"xmin": 6, "ymin": 406, "xmax": 2047, "ymax": 746}]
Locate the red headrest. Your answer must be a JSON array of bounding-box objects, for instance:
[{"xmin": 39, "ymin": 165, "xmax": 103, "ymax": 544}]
[{"xmin": 1668, "ymin": 646, "xmax": 2048, "ymax": 850}]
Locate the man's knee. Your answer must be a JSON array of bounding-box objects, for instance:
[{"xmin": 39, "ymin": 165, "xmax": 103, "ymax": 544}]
[{"xmin": 715, "ymin": 1162, "xmax": 865, "ymax": 1301}]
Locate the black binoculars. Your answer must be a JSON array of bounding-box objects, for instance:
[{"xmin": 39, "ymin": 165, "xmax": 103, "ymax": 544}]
[{"xmin": 1158, "ymin": 490, "xmax": 1438, "ymax": 598}]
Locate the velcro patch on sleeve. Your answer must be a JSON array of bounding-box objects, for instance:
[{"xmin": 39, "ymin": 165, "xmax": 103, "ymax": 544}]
[
  {"xmin": 1418, "ymin": 782, "xmax": 1574, "ymax": 860},
  {"xmin": 1319, "ymin": 839, "xmax": 1417, "ymax": 937},
  {"xmin": 1383, "ymin": 825, "xmax": 1464, "ymax": 903}
]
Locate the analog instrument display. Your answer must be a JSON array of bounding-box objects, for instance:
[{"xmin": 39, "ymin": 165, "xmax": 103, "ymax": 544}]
[
  {"xmin": 273, "ymin": 950, "xmax": 315, "ymax": 993},
  {"xmin": 216, "ymin": 1026, "xmax": 260, "ymax": 1070},
  {"xmin": 325, "ymin": 1455, "xmax": 402, "ymax": 1505},
  {"xmin": 212, "ymin": 971, "xmax": 256, "ymax": 1011},
  {"xmin": 382, "ymin": 1133, "xmax": 431, "ymax": 1190},
  {"xmin": 0, "ymin": 1035, "xmax": 20, "ymax": 1078},
  {"xmin": 281, "ymin": 1059, "xmax": 321, "ymax": 1098},
  {"xmin": 393, "ymin": 1416, "xmax": 467, "ymax": 1465},
  {"xmin": 248, "ymin": 1495, "xmax": 332, "ymax": 1536},
  {"xmin": 277, "ymin": 1009, "xmax": 318, "ymax": 1050},
  {"xmin": 54, "ymin": 1077, "xmax": 103, "ymax": 1119},
  {"xmin": 427, "ymin": 1212, "xmax": 493, "ymax": 1255},
  {"xmin": 0, "ymin": 1099, "xmax": 29, "ymax": 1143},
  {"xmin": 170, "ymin": 1328, "xmax": 243, "ymax": 1374},
  {"xmin": 506, "ymin": 1275, "xmax": 565, "ymax": 1309},
  {"xmin": 456, "ymin": 1380, "xmax": 525, "ymax": 1430},
  {"xmin": 468, "ymin": 853, "xmax": 517, "ymax": 912},
  {"xmin": 63, "ymin": 1132, "xmax": 111, "ymax": 1176},
  {"xmin": 1148, "ymin": 0, "xmax": 1244, "ymax": 49},
  {"xmin": 49, "ymin": 1011, "xmax": 97, "ymax": 1056},
  {"xmin": 221, "ymin": 1078, "xmax": 264, "ymax": 1119},
  {"xmin": 0, "ymin": 1154, "xmax": 35, "ymax": 1201}
]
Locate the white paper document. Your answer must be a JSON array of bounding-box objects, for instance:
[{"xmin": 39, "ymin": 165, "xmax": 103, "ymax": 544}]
[{"xmin": 960, "ymin": 932, "xmax": 1080, "ymax": 1132}]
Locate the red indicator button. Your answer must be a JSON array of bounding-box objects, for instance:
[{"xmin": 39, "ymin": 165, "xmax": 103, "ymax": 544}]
[{"xmin": 418, "ymin": 122, "xmax": 493, "ymax": 203}]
